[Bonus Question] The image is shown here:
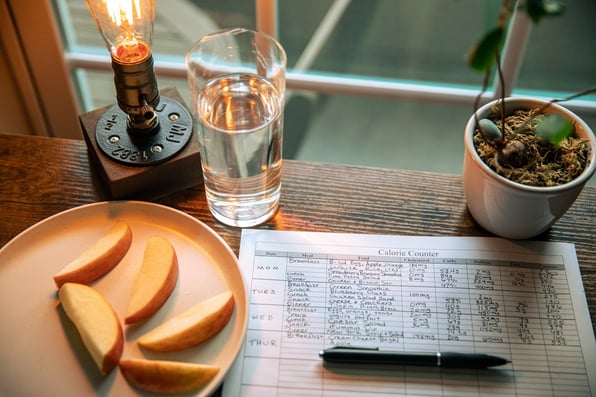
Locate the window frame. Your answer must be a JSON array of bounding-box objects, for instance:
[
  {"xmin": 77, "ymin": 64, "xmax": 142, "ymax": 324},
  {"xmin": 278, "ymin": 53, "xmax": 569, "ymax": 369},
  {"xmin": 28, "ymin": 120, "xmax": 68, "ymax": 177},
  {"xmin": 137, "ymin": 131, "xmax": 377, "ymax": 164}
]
[
  {"xmin": 7, "ymin": 0, "xmax": 596, "ymax": 138},
  {"xmin": 3, "ymin": 0, "xmax": 80, "ymax": 138}
]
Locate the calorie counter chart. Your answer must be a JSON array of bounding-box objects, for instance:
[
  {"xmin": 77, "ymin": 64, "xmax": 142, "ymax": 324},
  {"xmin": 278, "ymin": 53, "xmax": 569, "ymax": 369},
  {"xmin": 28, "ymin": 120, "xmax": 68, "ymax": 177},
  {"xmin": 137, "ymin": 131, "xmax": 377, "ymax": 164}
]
[{"xmin": 223, "ymin": 230, "xmax": 596, "ymax": 397}]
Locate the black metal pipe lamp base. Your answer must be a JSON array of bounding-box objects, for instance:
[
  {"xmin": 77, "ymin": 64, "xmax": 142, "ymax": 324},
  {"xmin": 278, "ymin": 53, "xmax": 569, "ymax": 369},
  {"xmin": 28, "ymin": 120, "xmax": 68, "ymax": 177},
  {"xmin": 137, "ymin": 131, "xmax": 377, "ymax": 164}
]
[{"xmin": 80, "ymin": 87, "xmax": 202, "ymax": 199}]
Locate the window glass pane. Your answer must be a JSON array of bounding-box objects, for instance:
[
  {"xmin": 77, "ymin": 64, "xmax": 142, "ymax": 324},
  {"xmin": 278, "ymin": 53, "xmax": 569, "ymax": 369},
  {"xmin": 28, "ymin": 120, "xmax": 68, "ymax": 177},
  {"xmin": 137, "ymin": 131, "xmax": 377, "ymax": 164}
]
[
  {"xmin": 61, "ymin": 0, "xmax": 499, "ymax": 86},
  {"xmin": 188, "ymin": 0, "xmax": 256, "ymax": 31},
  {"xmin": 58, "ymin": 0, "xmax": 253, "ymax": 58},
  {"xmin": 280, "ymin": 0, "xmax": 498, "ymax": 87},
  {"xmin": 289, "ymin": 94, "xmax": 468, "ymax": 175},
  {"xmin": 516, "ymin": 0, "xmax": 596, "ymax": 97}
]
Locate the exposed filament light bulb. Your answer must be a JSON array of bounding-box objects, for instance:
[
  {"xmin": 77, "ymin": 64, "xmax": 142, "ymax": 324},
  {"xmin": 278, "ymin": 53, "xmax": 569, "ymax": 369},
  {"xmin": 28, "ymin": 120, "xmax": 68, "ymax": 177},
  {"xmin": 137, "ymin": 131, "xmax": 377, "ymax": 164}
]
[{"xmin": 86, "ymin": 0, "xmax": 160, "ymax": 132}]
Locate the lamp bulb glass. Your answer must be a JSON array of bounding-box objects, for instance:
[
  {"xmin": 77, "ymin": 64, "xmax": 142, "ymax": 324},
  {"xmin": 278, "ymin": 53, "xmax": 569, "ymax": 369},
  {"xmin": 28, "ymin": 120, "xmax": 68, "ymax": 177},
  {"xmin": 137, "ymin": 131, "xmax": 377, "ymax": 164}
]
[{"xmin": 86, "ymin": 0, "xmax": 155, "ymax": 64}]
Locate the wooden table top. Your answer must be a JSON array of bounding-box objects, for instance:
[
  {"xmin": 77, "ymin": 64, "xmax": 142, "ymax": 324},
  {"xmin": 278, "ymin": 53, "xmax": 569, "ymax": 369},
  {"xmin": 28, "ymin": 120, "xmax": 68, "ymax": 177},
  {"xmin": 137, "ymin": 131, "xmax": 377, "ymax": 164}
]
[{"xmin": 1, "ymin": 133, "xmax": 594, "ymax": 335}]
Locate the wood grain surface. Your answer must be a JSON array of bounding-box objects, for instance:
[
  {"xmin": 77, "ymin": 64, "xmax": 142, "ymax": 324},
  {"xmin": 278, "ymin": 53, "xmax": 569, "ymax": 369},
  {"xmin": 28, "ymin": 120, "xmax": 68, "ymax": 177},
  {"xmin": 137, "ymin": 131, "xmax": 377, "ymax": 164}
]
[{"xmin": 1, "ymin": 133, "xmax": 594, "ymax": 335}]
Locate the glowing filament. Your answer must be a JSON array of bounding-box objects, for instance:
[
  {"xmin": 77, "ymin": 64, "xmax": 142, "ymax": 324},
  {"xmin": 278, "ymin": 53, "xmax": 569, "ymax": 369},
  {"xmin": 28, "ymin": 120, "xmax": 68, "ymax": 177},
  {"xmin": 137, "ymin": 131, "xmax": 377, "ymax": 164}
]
[{"xmin": 104, "ymin": 0, "xmax": 142, "ymax": 27}]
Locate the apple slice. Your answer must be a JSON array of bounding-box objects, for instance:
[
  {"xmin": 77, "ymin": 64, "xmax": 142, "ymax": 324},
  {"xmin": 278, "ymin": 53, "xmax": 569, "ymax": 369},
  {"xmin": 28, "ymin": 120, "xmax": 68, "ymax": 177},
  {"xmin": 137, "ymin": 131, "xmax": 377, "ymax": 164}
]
[
  {"xmin": 53, "ymin": 220, "xmax": 132, "ymax": 288},
  {"xmin": 125, "ymin": 236, "xmax": 179, "ymax": 324},
  {"xmin": 120, "ymin": 358, "xmax": 219, "ymax": 394},
  {"xmin": 58, "ymin": 282, "xmax": 123, "ymax": 375},
  {"xmin": 138, "ymin": 290, "xmax": 234, "ymax": 352}
]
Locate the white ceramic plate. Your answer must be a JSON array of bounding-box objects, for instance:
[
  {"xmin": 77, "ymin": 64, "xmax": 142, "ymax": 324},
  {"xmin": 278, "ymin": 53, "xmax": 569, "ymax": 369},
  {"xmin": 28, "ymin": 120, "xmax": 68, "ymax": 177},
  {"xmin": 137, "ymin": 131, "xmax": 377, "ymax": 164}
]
[{"xmin": 0, "ymin": 201, "xmax": 248, "ymax": 397}]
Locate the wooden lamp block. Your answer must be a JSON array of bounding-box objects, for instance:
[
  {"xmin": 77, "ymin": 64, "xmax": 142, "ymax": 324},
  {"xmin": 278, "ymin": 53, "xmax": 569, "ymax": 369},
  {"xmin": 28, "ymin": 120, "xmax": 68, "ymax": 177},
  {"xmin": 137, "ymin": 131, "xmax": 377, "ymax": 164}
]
[{"xmin": 80, "ymin": 88, "xmax": 202, "ymax": 199}]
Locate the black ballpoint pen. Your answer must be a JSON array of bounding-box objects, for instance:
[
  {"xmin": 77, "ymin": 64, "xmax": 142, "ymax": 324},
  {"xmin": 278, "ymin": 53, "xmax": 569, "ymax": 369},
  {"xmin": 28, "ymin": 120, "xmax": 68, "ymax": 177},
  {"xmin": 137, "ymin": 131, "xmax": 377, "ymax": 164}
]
[{"xmin": 319, "ymin": 347, "xmax": 510, "ymax": 369}]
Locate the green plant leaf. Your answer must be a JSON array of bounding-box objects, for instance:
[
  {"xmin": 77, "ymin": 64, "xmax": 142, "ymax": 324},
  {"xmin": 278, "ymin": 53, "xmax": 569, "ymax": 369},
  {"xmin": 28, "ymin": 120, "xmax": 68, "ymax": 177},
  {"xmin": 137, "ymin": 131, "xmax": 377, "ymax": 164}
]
[
  {"xmin": 526, "ymin": 0, "xmax": 566, "ymax": 23},
  {"xmin": 467, "ymin": 27, "xmax": 505, "ymax": 72},
  {"xmin": 535, "ymin": 114, "xmax": 574, "ymax": 146}
]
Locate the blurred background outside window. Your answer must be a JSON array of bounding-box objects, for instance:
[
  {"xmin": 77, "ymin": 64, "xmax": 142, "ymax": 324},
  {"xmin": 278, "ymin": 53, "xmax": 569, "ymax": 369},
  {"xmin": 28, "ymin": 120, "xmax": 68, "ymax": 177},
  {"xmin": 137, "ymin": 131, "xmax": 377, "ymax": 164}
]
[{"xmin": 52, "ymin": 0, "xmax": 596, "ymax": 182}]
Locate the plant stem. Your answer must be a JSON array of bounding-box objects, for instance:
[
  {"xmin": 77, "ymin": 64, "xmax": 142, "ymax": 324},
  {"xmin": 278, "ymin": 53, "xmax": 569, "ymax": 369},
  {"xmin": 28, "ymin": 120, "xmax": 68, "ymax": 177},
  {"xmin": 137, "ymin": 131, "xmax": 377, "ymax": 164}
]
[
  {"xmin": 495, "ymin": 52, "xmax": 506, "ymax": 141},
  {"xmin": 543, "ymin": 87, "xmax": 596, "ymax": 111},
  {"xmin": 473, "ymin": 66, "xmax": 492, "ymax": 143},
  {"xmin": 511, "ymin": 87, "xmax": 596, "ymax": 135}
]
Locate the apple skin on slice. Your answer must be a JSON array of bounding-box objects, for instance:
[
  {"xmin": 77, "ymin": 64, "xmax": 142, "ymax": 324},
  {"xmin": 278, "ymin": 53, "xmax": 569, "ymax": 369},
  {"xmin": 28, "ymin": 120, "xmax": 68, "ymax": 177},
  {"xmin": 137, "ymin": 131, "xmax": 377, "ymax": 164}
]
[
  {"xmin": 120, "ymin": 358, "xmax": 219, "ymax": 394},
  {"xmin": 53, "ymin": 220, "xmax": 132, "ymax": 288},
  {"xmin": 58, "ymin": 282, "xmax": 124, "ymax": 375},
  {"xmin": 125, "ymin": 236, "xmax": 179, "ymax": 325},
  {"xmin": 138, "ymin": 290, "xmax": 234, "ymax": 352}
]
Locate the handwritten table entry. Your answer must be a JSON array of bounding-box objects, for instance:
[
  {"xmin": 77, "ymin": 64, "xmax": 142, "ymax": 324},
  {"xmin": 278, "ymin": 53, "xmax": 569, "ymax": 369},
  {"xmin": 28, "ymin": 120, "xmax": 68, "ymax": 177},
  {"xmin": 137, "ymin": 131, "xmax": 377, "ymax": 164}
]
[{"xmin": 224, "ymin": 231, "xmax": 596, "ymax": 397}]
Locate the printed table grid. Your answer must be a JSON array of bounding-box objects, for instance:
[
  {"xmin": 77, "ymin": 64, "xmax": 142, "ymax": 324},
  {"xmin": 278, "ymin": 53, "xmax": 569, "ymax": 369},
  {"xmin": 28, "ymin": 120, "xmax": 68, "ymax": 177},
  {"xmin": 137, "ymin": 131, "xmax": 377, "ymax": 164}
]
[{"xmin": 234, "ymin": 235, "xmax": 594, "ymax": 397}]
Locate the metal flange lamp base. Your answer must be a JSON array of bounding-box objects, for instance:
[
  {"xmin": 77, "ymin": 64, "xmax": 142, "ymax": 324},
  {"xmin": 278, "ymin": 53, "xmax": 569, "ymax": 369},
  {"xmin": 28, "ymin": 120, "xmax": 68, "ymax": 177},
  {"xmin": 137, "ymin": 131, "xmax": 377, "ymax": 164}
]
[
  {"xmin": 95, "ymin": 96, "xmax": 193, "ymax": 166},
  {"xmin": 80, "ymin": 88, "xmax": 202, "ymax": 199}
]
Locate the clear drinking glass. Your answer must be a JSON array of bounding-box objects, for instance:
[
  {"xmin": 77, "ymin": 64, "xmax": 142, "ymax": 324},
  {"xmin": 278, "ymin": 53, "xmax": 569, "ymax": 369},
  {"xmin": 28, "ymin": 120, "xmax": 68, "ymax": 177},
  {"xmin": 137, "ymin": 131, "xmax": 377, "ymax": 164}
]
[{"xmin": 186, "ymin": 28, "xmax": 286, "ymax": 227}]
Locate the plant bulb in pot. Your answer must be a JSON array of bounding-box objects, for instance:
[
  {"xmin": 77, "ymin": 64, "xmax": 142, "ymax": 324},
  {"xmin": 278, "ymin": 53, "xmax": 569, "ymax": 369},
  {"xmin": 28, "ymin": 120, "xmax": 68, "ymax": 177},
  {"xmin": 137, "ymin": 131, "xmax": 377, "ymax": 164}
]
[{"xmin": 463, "ymin": 97, "xmax": 596, "ymax": 239}]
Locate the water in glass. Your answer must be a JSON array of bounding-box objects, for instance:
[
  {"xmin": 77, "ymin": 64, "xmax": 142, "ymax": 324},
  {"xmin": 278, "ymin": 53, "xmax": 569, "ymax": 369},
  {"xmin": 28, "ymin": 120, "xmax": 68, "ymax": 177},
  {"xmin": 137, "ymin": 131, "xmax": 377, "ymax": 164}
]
[{"xmin": 197, "ymin": 72, "xmax": 283, "ymax": 227}]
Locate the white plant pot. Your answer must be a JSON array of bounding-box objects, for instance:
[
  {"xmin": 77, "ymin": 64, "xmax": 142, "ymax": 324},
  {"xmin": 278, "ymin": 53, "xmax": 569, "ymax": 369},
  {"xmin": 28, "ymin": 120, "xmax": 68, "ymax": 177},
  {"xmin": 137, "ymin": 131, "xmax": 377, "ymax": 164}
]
[{"xmin": 463, "ymin": 97, "xmax": 596, "ymax": 239}]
